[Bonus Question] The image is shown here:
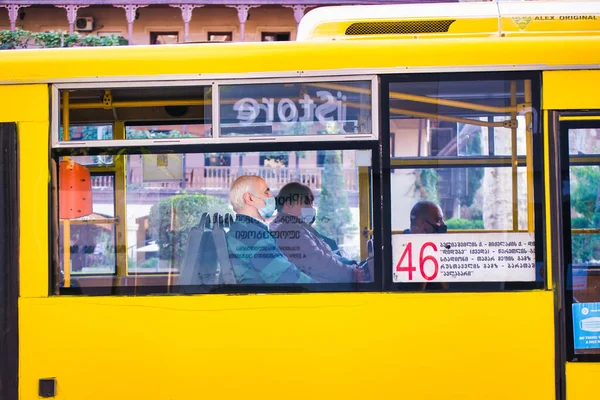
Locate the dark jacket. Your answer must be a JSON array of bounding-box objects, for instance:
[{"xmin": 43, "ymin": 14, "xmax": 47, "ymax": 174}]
[
  {"xmin": 270, "ymin": 213, "xmax": 357, "ymax": 283},
  {"xmin": 226, "ymin": 214, "xmax": 314, "ymax": 284}
]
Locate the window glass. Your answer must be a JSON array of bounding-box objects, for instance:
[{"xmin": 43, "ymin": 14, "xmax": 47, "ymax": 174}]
[
  {"xmin": 59, "ymin": 124, "xmax": 113, "ymax": 142},
  {"xmin": 58, "ymin": 86, "xmax": 212, "ymax": 141},
  {"xmin": 389, "ymin": 77, "xmax": 539, "ymax": 288},
  {"xmin": 566, "ymin": 129, "xmax": 600, "ymax": 356},
  {"xmin": 57, "ymin": 148, "xmax": 375, "ymax": 293},
  {"xmin": 219, "ymin": 80, "xmax": 372, "ymax": 136},
  {"xmin": 58, "ymin": 172, "xmax": 116, "ymax": 276},
  {"xmin": 208, "ymin": 32, "xmax": 232, "ymax": 42},
  {"xmin": 125, "ymin": 123, "xmax": 211, "ymax": 139},
  {"xmin": 389, "ymin": 80, "xmax": 527, "ymax": 158},
  {"xmin": 261, "ymin": 32, "xmax": 291, "ymax": 41},
  {"xmin": 569, "ymin": 128, "xmax": 600, "ymax": 155},
  {"xmin": 150, "ymin": 32, "xmax": 179, "ymax": 45}
]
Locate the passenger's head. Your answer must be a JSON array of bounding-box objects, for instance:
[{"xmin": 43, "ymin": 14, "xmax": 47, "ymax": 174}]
[
  {"xmin": 229, "ymin": 175, "xmax": 275, "ymax": 221},
  {"xmin": 276, "ymin": 182, "xmax": 315, "ymax": 223},
  {"xmin": 409, "ymin": 201, "xmax": 447, "ymax": 234}
]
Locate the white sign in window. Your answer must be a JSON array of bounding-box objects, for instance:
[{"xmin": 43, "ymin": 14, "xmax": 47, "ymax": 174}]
[{"xmin": 392, "ymin": 232, "xmax": 536, "ymax": 283}]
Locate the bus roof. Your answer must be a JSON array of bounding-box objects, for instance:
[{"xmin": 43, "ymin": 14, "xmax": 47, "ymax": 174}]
[
  {"xmin": 297, "ymin": 0, "xmax": 600, "ymax": 41},
  {"xmin": 1, "ymin": 34, "xmax": 600, "ymax": 84}
]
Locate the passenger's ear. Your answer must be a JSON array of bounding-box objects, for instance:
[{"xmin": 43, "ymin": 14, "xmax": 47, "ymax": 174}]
[{"xmin": 243, "ymin": 192, "xmax": 253, "ymax": 205}]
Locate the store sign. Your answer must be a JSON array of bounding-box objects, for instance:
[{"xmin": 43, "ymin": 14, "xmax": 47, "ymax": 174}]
[
  {"xmin": 220, "ymin": 80, "xmax": 372, "ymax": 136},
  {"xmin": 233, "ymin": 90, "xmax": 348, "ymax": 126},
  {"xmin": 573, "ymin": 302, "xmax": 600, "ymax": 350},
  {"xmin": 392, "ymin": 232, "xmax": 536, "ymax": 283}
]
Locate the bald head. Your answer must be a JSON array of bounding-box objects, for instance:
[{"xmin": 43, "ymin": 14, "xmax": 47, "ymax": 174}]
[
  {"xmin": 229, "ymin": 175, "xmax": 273, "ymax": 220},
  {"xmin": 409, "ymin": 201, "xmax": 447, "ymax": 234}
]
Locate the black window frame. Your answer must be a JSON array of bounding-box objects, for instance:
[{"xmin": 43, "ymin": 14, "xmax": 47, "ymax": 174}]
[
  {"xmin": 380, "ymin": 71, "xmax": 546, "ymax": 292},
  {"xmin": 559, "ymin": 119, "xmax": 600, "ymax": 363},
  {"xmin": 52, "ymin": 139, "xmax": 382, "ymax": 296}
]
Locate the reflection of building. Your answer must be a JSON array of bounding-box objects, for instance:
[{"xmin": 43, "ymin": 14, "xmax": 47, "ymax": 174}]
[{"xmin": 0, "ymin": 1, "xmax": 443, "ymax": 45}]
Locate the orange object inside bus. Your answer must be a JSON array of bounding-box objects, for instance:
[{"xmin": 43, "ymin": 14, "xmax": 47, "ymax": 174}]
[{"xmin": 59, "ymin": 160, "xmax": 92, "ymax": 219}]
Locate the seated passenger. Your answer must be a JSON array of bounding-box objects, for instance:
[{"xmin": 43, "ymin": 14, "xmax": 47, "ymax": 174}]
[
  {"xmin": 270, "ymin": 182, "xmax": 364, "ymax": 283},
  {"xmin": 403, "ymin": 200, "xmax": 447, "ymax": 234},
  {"xmin": 226, "ymin": 175, "xmax": 314, "ymax": 284},
  {"xmin": 404, "ymin": 200, "xmax": 448, "ymax": 290}
]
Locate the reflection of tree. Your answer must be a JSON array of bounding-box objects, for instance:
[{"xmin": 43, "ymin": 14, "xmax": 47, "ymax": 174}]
[
  {"xmin": 571, "ymin": 166, "xmax": 600, "ymax": 263},
  {"xmin": 315, "ymin": 151, "xmax": 352, "ymax": 244},
  {"xmin": 148, "ymin": 194, "xmax": 231, "ymax": 268}
]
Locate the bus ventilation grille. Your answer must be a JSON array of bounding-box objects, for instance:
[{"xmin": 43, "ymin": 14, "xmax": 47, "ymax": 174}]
[{"xmin": 345, "ymin": 20, "xmax": 456, "ymax": 36}]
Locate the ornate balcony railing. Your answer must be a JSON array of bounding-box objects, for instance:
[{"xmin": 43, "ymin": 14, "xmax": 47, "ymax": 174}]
[{"xmin": 91, "ymin": 166, "xmax": 359, "ymax": 192}]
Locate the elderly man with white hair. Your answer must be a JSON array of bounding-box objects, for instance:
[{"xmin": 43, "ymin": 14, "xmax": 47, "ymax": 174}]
[{"xmin": 226, "ymin": 175, "xmax": 314, "ymax": 284}]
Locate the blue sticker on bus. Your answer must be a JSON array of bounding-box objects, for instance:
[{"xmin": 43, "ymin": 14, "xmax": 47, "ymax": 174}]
[{"xmin": 572, "ymin": 302, "xmax": 600, "ymax": 349}]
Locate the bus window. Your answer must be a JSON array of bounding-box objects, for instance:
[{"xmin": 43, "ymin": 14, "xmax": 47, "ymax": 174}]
[
  {"xmin": 386, "ymin": 74, "xmax": 542, "ymax": 289},
  {"xmin": 219, "ymin": 80, "xmax": 373, "ymax": 137},
  {"xmin": 56, "ymin": 86, "xmax": 212, "ymax": 144},
  {"xmin": 57, "ymin": 167, "xmax": 117, "ymax": 281},
  {"xmin": 564, "ymin": 126, "xmax": 600, "ymax": 357},
  {"xmin": 56, "ymin": 148, "xmax": 375, "ymax": 294}
]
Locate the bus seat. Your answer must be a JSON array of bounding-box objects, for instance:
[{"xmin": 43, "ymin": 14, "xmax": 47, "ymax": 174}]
[
  {"xmin": 177, "ymin": 212, "xmax": 219, "ymax": 290},
  {"xmin": 212, "ymin": 213, "xmax": 237, "ymax": 285}
]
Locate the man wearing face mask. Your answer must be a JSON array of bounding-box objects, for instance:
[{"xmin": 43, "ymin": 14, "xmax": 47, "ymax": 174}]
[
  {"xmin": 404, "ymin": 200, "xmax": 448, "ymax": 234},
  {"xmin": 226, "ymin": 175, "xmax": 314, "ymax": 284},
  {"xmin": 403, "ymin": 200, "xmax": 449, "ymax": 290},
  {"xmin": 270, "ymin": 182, "xmax": 365, "ymax": 283}
]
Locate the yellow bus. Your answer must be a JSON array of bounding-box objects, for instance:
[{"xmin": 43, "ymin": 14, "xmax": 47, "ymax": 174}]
[{"xmin": 0, "ymin": 1, "xmax": 599, "ymax": 399}]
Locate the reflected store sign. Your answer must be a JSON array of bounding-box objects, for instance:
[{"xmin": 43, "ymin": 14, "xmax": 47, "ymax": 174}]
[
  {"xmin": 233, "ymin": 90, "xmax": 348, "ymax": 126},
  {"xmin": 573, "ymin": 302, "xmax": 600, "ymax": 350}
]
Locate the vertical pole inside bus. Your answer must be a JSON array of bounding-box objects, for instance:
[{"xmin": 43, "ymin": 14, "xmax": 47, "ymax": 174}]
[
  {"xmin": 510, "ymin": 80, "xmax": 519, "ymax": 232},
  {"xmin": 62, "ymin": 92, "xmax": 71, "ymax": 288}
]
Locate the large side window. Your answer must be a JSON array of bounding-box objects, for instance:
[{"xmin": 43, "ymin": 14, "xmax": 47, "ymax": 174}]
[
  {"xmin": 383, "ymin": 74, "xmax": 543, "ymax": 290},
  {"xmin": 561, "ymin": 122, "xmax": 600, "ymax": 360},
  {"xmin": 53, "ymin": 78, "xmax": 379, "ymax": 295}
]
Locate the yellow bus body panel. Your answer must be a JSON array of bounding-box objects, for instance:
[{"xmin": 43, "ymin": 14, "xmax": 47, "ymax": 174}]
[
  {"xmin": 6, "ymin": 35, "xmax": 597, "ymax": 400},
  {"xmin": 566, "ymin": 363, "xmax": 600, "ymax": 400},
  {"xmin": 19, "ymin": 292, "xmax": 555, "ymax": 400},
  {"xmin": 0, "ymin": 85, "xmax": 49, "ymax": 299},
  {"xmin": 544, "ymin": 70, "xmax": 600, "ymax": 110},
  {"xmin": 1, "ymin": 36, "xmax": 600, "ymax": 82}
]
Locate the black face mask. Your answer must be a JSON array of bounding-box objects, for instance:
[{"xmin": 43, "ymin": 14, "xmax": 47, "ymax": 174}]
[{"xmin": 425, "ymin": 220, "xmax": 447, "ymax": 233}]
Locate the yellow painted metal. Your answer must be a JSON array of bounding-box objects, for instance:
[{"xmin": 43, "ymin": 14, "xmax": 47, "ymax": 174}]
[
  {"xmin": 525, "ymin": 80, "xmax": 535, "ymax": 232},
  {"xmin": 358, "ymin": 166, "xmax": 370, "ymax": 259},
  {"xmin": 18, "ymin": 291, "xmax": 555, "ymax": 400},
  {"xmin": 113, "ymin": 121, "xmax": 128, "ymax": 279},
  {"xmin": 572, "ymin": 228, "xmax": 600, "ymax": 234},
  {"xmin": 390, "ymin": 156, "xmax": 526, "ymax": 167},
  {"xmin": 58, "ymin": 218, "xmax": 117, "ymax": 226},
  {"xmin": 544, "ymin": 70, "xmax": 600, "ymax": 110},
  {"xmin": 67, "ymin": 99, "xmax": 209, "ymax": 109},
  {"xmin": 543, "ymin": 111, "xmax": 553, "ymax": 291},
  {"xmin": 3, "ymin": 37, "xmax": 600, "ymax": 83},
  {"xmin": 511, "ymin": 81, "xmax": 519, "ymax": 232},
  {"xmin": 566, "ymin": 362, "xmax": 600, "ymax": 400},
  {"xmin": 314, "ymin": 82, "xmax": 523, "ymax": 114},
  {"xmin": 62, "ymin": 91, "xmax": 71, "ymax": 288},
  {"xmin": 18, "ymin": 122, "xmax": 50, "ymax": 298},
  {"xmin": 0, "ymin": 86, "xmax": 49, "ymax": 299},
  {"xmin": 559, "ymin": 115, "xmax": 600, "ymax": 121},
  {"xmin": 390, "ymin": 107, "xmax": 509, "ymax": 128},
  {"xmin": 391, "ymin": 91, "xmax": 521, "ymax": 114},
  {"xmin": 0, "ymin": 85, "xmax": 49, "ymax": 123}
]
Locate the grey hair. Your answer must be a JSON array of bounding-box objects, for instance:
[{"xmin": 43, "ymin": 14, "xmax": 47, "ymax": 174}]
[{"xmin": 229, "ymin": 175, "xmax": 261, "ymax": 212}]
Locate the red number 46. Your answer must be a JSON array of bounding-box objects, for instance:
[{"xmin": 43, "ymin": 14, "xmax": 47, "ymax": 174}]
[{"xmin": 395, "ymin": 242, "xmax": 439, "ymax": 281}]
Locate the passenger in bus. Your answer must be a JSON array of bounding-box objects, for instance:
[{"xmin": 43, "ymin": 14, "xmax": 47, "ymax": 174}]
[
  {"xmin": 270, "ymin": 182, "xmax": 366, "ymax": 283},
  {"xmin": 403, "ymin": 200, "xmax": 447, "ymax": 234},
  {"xmin": 226, "ymin": 175, "xmax": 314, "ymax": 284},
  {"xmin": 404, "ymin": 200, "xmax": 448, "ymax": 290}
]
